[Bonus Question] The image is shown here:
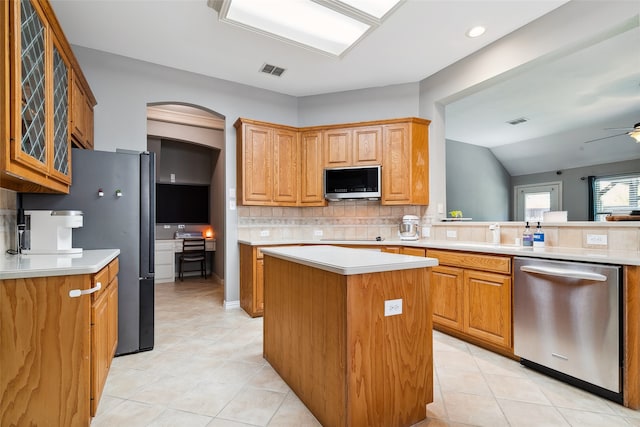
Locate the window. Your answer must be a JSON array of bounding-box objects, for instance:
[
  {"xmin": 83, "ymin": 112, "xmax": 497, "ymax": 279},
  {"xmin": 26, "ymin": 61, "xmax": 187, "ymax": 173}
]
[
  {"xmin": 514, "ymin": 182, "xmax": 561, "ymax": 222},
  {"xmin": 589, "ymin": 173, "xmax": 640, "ymax": 221}
]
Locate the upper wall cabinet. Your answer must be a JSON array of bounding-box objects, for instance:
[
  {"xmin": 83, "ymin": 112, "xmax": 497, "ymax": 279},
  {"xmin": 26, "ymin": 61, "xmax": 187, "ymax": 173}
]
[
  {"xmin": 236, "ymin": 117, "xmax": 430, "ymax": 206},
  {"xmin": 323, "ymin": 125, "xmax": 382, "ymax": 168},
  {"xmin": 382, "ymin": 119, "xmax": 430, "ymax": 205},
  {"xmin": 235, "ymin": 118, "xmax": 301, "ymax": 207},
  {"xmin": 1, "ymin": 0, "xmax": 96, "ymax": 194}
]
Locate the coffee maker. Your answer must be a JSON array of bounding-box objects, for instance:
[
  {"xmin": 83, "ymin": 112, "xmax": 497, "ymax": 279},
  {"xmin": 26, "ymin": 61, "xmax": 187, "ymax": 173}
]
[
  {"xmin": 21, "ymin": 210, "xmax": 84, "ymax": 254},
  {"xmin": 398, "ymin": 215, "xmax": 420, "ymax": 241}
]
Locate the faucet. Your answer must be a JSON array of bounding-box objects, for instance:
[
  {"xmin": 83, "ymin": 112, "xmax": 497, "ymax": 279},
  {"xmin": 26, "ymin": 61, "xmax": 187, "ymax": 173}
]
[{"xmin": 489, "ymin": 223, "xmax": 500, "ymax": 244}]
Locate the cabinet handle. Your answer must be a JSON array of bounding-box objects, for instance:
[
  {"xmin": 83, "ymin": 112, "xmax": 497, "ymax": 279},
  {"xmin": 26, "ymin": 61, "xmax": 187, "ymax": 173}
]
[{"xmin": 69, "ymin": 282, "xmax": 102, "ymax": 298}]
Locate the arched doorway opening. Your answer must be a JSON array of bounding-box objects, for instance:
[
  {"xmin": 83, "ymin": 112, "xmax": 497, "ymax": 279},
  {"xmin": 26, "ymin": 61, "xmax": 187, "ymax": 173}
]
[{"xmin": 146, "ymin": 103, "xmax": 226, "ymax": 289}]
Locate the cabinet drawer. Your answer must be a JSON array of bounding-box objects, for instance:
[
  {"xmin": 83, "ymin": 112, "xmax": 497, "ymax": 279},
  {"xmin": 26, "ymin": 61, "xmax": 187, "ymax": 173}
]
[{"xmin": 427, "ymin": 249, "xmax": 511, "ymax": 274}]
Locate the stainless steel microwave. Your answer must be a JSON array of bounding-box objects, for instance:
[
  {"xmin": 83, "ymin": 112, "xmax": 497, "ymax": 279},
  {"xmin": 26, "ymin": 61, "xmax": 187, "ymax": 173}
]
[{"xmin": 323, "ymin": 165, "xmax": 381, "ymax": 201}]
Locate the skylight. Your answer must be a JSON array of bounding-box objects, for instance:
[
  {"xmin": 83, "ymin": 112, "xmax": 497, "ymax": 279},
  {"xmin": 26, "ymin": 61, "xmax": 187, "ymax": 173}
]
[{"xmin": 211, "ymin": 0, "xmax": 402, "ymax": 57}]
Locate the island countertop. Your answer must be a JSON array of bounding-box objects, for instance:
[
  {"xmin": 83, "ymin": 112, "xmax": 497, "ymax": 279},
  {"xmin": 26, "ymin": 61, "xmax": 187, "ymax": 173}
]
[
  {"xmin": 260, "ymin": 245, "xmax": 438, "ymax": 275},
  {"xmin": 0, "ymin": 249, "xmax": 120, "ymax": 280}
]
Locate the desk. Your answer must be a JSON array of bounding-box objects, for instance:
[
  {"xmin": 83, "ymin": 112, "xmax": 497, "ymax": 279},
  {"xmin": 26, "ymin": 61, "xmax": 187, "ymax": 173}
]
[{"xmin": 155, "ymin": 239, "xmax": 216, "ymax": 283}]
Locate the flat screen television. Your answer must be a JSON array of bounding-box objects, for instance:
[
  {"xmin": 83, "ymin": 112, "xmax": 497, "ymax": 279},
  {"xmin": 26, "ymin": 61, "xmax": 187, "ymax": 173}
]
[{"xmin": 156, "ymin": 183, "xmax": 210, "ymax": 224}]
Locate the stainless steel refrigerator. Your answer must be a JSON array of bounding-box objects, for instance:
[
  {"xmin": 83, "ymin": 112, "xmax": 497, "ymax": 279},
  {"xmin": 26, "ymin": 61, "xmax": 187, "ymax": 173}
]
[{"xmin": 22, "ymin": 148, "xmax": 155, "ymax": 356}]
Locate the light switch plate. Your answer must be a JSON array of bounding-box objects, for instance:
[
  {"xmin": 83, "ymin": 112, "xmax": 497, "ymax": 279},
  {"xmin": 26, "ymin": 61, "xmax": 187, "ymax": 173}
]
[
  {"xmin": 260, "ymin": 230, "xmax": 270, "ymax": 237},
  {"xmin": 314, "ymin": 230, "xmax": 323, "ymax": 237},
  {"xmin": 384, "ymin": 299, "xmax": 402, "ymax": 317},
  {"xmin": 446, "ymin": 230, "xmax": 457, "ymax": 238}
]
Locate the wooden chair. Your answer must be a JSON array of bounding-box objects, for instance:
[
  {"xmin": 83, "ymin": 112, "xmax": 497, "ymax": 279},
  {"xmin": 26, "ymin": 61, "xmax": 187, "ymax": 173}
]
[{"xmin": 178, "ymin": 238, "xmax": 206, "ymax": 281}]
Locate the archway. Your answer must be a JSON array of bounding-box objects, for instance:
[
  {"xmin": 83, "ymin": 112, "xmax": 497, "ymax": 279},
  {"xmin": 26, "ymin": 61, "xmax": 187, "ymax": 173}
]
[{"xmin": 146, "ymin": 103, "xmax": 226, "ymax": 289}]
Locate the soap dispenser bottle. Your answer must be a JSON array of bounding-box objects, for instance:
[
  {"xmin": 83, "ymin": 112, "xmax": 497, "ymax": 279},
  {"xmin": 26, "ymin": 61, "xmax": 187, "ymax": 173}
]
[
  {"xmin": 523, "ymin": 222, "xmax": 533, "ymax": 247},
  {"xmin": 533, "ymin": 221, "xmax": 545, "ymax": 247}
]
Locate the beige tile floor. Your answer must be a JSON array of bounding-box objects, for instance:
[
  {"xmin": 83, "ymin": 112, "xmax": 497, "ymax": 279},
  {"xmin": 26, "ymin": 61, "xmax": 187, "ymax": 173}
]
[{"xmin": 91, "ymin": 278, "xmax": 640, "ymax": 427}]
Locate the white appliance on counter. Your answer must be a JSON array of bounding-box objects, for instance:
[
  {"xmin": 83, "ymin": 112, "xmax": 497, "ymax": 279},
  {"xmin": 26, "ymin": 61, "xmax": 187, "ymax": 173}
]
[
  {"xmin": 22, "ymin": 210, "xmax": 83, "ymax": 254},
  {"xmin": 398, "ymin": 215, "xmax": 420, "ymax": 240}
]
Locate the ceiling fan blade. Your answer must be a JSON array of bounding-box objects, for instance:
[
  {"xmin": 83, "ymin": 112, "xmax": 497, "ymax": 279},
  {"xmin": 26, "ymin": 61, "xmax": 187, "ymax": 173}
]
[{"xmin": 583, "ymin": 132, "xmax": 628, "ymax": 144}]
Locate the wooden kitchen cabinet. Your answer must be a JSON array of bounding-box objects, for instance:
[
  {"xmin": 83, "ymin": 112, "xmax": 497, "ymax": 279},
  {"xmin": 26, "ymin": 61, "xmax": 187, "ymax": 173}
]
[
  {"xmin": 236, "ymin": 117, "xmax": 429, "ymax": 206},
  {"xmin": 427, "ymin": 249, "xmax": 512, "ymax": 353},
  {"xmin": 71, "ymin": 71, "xmax": 96, "ymax": 149},
  {"xmin": 235, "ymin": 119, "xmax": 299, "ymax": 206},
  {"xmin": 0, "ymin": 257, "xmax": 118, "ymax": 425},
  {"xmin": 1, "ymin": 0, "xmax": 95, "ymax": 194},
  {"xmin": 323, "ymin": 125, "xmax": 382, "ymax": 168},
  {"xmin": 0, "ymin": 274, "xmax": 91, "ymax": 426},
  {"xmin": 240, "ymin": 243, "xmax": 265, "ymax": 317},
  {"xmin": 299, "ymin": 130, "xmax": 326, "ymax": 206},
  {"xmin": 382, "ymin": 119, "xmax": 430, "ymax": 205},
  {"xmin": 90, "ymin": 258, "xmax": 119, "ymax": 416}
]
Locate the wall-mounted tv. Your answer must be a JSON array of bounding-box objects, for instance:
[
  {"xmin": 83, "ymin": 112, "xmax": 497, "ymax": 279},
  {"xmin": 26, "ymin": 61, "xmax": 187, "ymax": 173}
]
[{"xmin": 156, "ymin": 183, "xmax": 210, "ymax": 224}]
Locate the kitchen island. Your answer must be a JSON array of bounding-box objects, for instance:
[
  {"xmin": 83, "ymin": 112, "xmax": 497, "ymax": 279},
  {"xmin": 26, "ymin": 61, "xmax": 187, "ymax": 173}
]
[{"xmin": 261, "ymin": 245, "xmax": 438, "ymax": 427}]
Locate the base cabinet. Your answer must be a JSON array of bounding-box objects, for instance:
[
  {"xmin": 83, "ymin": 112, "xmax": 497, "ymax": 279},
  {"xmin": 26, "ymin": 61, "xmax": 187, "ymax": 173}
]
[
  {"xmin": 90, "ymin": 258, "xmax": 119, "ymax": 416},
  {"xmin": 240, "ymin": 244, "xmax": 267, "ymax": 317},
  {"xmin": 427, "ymin": 249, "xmax": 512, "ymax": 353},
  {"xmin": 0, "ymin": 257, "xmax": 118, "ymax": 426}
]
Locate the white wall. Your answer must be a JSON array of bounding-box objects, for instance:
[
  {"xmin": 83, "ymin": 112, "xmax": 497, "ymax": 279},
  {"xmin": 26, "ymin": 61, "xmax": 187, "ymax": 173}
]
[
  {"xmin": 297, "ymin": 82, "xmax": 420, "ymax": 126},
  {"xmin": 74, "ymin": 46, "xmax": 298, "ymax": 304},
  {"xmin": 418, "ymin": 0, "xmax": 638, "ymax": 222}
]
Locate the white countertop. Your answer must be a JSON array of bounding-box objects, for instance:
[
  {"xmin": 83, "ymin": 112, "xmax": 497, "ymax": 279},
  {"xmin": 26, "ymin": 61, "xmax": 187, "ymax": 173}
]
[
  {"xmin": 260, "ymin": 245, "xmax": 438, "ymax": 275},
  {"xmin": 238, "ymin": 239, "xmax": 640, "ymax": 266},
  {"xmin": 0, "ymin": 249, "xmax": 120, "ymax": 280}
]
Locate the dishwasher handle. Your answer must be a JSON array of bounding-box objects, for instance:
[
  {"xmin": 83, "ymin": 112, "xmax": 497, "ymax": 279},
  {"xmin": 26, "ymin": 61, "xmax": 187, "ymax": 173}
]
[{"xmin": 519, "ymin": 265, "xmax": 607, "ymax": 282}]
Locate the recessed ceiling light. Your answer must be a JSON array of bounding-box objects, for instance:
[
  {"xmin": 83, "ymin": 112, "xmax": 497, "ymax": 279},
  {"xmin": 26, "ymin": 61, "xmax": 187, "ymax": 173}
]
[{"xmin": 466, "ymin": 26, "xmax": 486, "ymax": 38}]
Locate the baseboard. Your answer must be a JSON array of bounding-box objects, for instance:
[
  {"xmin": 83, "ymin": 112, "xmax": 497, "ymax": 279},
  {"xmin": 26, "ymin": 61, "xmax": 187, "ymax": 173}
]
[{"xmin": 224, "ymin": 300, "xmax": 240, "ymax": 310}]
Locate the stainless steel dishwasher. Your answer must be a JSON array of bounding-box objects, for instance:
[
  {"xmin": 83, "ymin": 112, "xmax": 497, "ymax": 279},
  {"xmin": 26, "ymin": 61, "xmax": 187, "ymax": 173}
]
[{"xmin": 514, "ymin": 257, "xmax": 622, "ymax": 403}]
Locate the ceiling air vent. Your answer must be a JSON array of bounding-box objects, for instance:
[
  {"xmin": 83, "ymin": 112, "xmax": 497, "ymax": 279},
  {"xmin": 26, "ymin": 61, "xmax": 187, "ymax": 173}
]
[
  {"xmin": 506, "ymin": 117, "xmax": 528, "ymax": 125},
  {"xmin": 260, "ymin": 63, "xmax": 286, "ymax": 77}
]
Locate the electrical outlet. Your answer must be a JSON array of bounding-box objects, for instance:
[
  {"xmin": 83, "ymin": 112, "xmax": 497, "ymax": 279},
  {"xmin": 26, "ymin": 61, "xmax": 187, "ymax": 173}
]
[
  {"xmin": 170, "ymin": 173, "xmax": 175, "ymax": 183},
  {"xmin": 177, "ymin": 224, "xmax": 185, "ymax": 229},
  {"xmin": 421, "ymin": 227, "xmax": 431, "ymax": 238},
  {"xmin": 260, "ymin": 230, "xmax": 270, "ymax": 237},
  {"xmin": 163, "ymin": 225, "xmax": 171, "ymax": 229},
  {"xmin": 314, "ymin": 230, "xmax": 323, "ymax": 237},
  {"xmin": 446, "ymin": 230, "xmax": 457, "ymax": 238},
  {"xmin": 586, "ymin": 234, "xmax": 607, "ymax": 245},
  {"xmin": 384, "ymin": 299, "xmax": 403, "ymax": 317}
]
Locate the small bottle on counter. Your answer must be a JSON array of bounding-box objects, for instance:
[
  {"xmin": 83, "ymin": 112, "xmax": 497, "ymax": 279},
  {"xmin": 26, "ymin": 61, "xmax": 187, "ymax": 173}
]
[
  {"xmin": 534, "ymin": 222, "xmax": 545, "ymax": 247},
  {"xmin": 523, "ymin": 222, "xmax": 534, "ymax": 247}
]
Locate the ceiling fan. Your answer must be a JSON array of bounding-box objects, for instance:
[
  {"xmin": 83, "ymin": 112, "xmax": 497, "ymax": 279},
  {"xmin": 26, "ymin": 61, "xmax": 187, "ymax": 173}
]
[{"xmin": 583, "ymin": 122, "xmax": 640, "ymax": 144}]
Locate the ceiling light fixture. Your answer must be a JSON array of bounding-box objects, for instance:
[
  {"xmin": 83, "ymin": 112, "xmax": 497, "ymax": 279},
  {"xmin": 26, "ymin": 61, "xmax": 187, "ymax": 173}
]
[
  {"xmin": 466, "ymin": 25, "xmax": 486, "ymax": 38},
  {"xmin": 208, "ymin": 0, "xmax": 402, "ymax": 57},
  {"xmin": 629, "ymin": 123, "xmax": 640, "ymax": 143}
]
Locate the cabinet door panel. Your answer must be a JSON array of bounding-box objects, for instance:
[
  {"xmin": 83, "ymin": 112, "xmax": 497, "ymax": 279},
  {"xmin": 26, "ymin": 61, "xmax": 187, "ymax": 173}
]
[
  {"xmin": 256, "ymin": 258, "xmax": 264, "ymax": 311},
  {"xmin": 463, "ymin": 270, "xmax": 511, "ymax": 348},
  {"xmin": 300, "ymin": 131, "xmax": 325, "ymax": 205},
  {"xmin": 91, "ymin": 289, "xmax": 109, "ymax": 416},
  {"xmin": 0, "ymin": 274, "xmax": 91, "ymax": 426},
  {"xmin": 324, "ymin": 129, "xmax": 351, "ymax": 167},
  {"xmin": 382, "ymin": 124, "xmax": 411, "ymax": 203},
  {"xmin": 352, "ymin": 126, "xmax": 381, "ymax": 165},
  {"xmin": 273, "ymin": 129, "xmax": 298, "ymax": 204},
  {"xmin": 431, "ymin": 266, "xmax": 464, "ymax": 331},
  {"xmin": 50, "ymin": 35, "xmax": 70, "ymax": 182},
  {"xmin": 243, "ymin": 124, "xmax": 273, "ymax": 203}
]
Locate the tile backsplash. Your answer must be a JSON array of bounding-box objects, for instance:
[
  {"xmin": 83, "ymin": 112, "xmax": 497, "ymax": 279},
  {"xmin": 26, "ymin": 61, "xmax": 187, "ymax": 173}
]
[
  {"xmin": 237, "ymin": 200, "xmax": 425, "ymax": 241},
  {"xmin": 0, "ymin": 188, "xmax": 17, "ymax": 254}
]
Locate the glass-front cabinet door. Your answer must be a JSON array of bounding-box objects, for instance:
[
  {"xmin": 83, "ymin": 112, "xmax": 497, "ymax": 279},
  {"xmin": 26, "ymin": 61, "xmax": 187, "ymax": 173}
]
[{"xmin": 8, "ymin": 0, "xmax": 71, "ymax": 191}]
